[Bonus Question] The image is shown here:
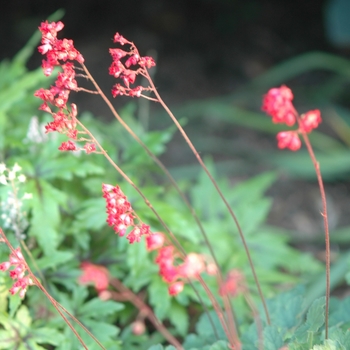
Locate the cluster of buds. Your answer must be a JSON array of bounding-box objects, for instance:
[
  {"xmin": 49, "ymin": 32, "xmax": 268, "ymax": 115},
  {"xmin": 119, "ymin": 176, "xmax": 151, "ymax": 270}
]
[
  {"xmin": 0, "ymin": 163, "xmax": 32, "ymax": 239},
  {"xmin": 0, "ymin": 247, "xmax": 34, "ymax": 298},
  {"xmin": 35, "ymin": 21, "xmax": 96, "ymax": 154},
  {"xmin": 146, "ymin": 232, "xmax": 216, "ymax": 296},
  {"xmin": 262, "ymin": 85, "xmax": 322, "ymax": 151},
  {"xmin": 109, "ymin": 33, "xmax": 156, "ymax": 98},
  {"xmin": 102, "ymin": 184, "xmax": 150, "ymax": 243}
]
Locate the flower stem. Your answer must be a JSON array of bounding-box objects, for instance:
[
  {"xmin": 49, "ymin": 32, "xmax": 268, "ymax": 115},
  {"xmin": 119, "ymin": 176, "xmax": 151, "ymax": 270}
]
[
  {"xmin": 300, "ymin": 131, "xmax": 330, "ymax": 339},
  {"xmin": 144, "ymin": 70, "xmax": 271, "ymax": 325}
]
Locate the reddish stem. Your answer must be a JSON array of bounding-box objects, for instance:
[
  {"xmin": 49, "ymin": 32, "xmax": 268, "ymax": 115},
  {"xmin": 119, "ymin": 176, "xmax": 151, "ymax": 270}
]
[
  {"xmin": 299, "ymin": 128, "xmax": 330, "ymax": 339},
  {"xmin": 109, "ymin": 277, "xmax": 184, "ymax": 349},
  {"xmin": 144, "ymin": 69, "xmax": 271, "ymax": 326}
]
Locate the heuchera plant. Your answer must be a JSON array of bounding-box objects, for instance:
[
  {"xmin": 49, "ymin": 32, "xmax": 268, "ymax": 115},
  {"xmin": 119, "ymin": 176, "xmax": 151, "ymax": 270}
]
[{"xmin": 0, "ymin": 20, "xmax": 334, "ymax": 350}]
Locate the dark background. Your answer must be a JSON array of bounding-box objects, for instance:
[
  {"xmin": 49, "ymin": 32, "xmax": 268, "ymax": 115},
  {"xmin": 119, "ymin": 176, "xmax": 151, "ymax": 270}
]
[{"xmin": 1, "ymin": 0, "xmax": 337, "ymax": 110}]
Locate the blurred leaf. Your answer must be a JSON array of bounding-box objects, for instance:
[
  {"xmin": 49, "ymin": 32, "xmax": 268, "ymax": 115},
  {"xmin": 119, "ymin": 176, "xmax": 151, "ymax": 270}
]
[{"xmin": 325, "ymin": 0, "xmax": 350, "ymax": 47}]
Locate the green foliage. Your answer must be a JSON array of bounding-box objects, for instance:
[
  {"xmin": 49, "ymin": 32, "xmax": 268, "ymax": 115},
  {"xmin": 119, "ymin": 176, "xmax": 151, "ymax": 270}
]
[{"xmin": 0, "ymin": 305, "xmax": 64, "ymax": 349}]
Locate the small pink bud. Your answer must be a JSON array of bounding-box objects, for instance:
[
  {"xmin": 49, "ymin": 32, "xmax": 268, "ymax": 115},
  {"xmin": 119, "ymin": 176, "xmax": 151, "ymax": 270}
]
[
  {"xmin": 168, "ymin": 282, "xmax": 184, "ymax": 296},
  {"xmin": 146, "ymin": 232, "xmax": 165, "ymax": 251},
  {"xmin": 132, "ymin": 320, "xmax": 146, "ymax": 335}
]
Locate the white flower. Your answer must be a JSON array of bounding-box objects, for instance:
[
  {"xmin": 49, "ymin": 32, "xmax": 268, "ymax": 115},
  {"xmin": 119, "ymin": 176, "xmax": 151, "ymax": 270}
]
[
  {"xmin": 17, "ymin": 174, "xmax": 26, "ymax": 183},
  {"xmin": 8, "ymin": 171, "xmax": 16, "ymax": 180},
  {"xmin": 0, "ymin": 175, "xmax": 7, "ymax": 185},
  {"xmin": 12, "ymin": 163, "xmax": 22, "ymax": 173},
  {"xmin": 22, "ymin": 193, "xmax": 33, "ymax": 200},
  {"xmin": 0, "ymin": 163, "xmax": 6, "ymax": 174}
]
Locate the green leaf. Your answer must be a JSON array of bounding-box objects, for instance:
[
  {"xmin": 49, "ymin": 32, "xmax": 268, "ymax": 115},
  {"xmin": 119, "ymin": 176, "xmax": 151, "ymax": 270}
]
[
  {"xmin": 209, "ymin": 340, "xmax": 230, "ymax": 350},
  {"xmin": 27, "ymin": 179, "xmax": 67, "ymax": 255},
  {"xmin": 8, "ymin": 293, "xmax": 23, "ymax": 318},
  {"xmin": 167, "ymin": 301, "xmax": 189, "ymax": 336},
  {"xmin": 148, "ymin": 276, "xmax": 171, "ymax": 321},
  {"xmin": 307, "ymin": 297, "xmax": 326, "ymax": 332},
  {"xmin": 293, "ymin": 297, "xmax": 325, "ymax": 344},
  {"xmin": 263, "ymin": 325, "xmax": 284, "ymax": 350},
  {"xmin": 310, "ymin": 339, "xmax": 337, "ymax": 350},
  {"xmin": 79, "ymin": 298, "xmax": 124, "ymax": 318},
  {"xmin": 31, "ymin": 327, "xmax": 64, "ymax": 345},
  {"xmin": 36, "ymin": 250, "xmax": 74, "ymax": 270}
]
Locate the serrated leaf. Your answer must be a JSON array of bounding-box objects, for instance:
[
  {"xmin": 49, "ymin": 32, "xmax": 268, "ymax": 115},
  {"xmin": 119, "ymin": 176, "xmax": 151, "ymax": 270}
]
[
  {"xmin": 27, "ymin": 179, "xmax": 67, "ymax": 255},
  {"xmin": 306, "ymin": 297, "xmax": 326, "ymax": 332},
  {"xmin": 79, "ymin": 298, "xmax": 124, "ymax": 318},
  {"xmin": 73, "ymin": 198, "xmax": 106, "ymax": 232},
  {"xmin": 266, "ymin": 286, "xmax": 304, "ymax": 329},
  {"xmin": 311, "ymin": 339, "xmax": 337, "ymax": 350},
  {"xmin": 263, "ymin": 325, "xmax": 284, "ymax": 350},
  {"xmin": 31, "ymin": 327, "xmax": 64, "ymax": 345},
  {"xmin": 36, "ymin": 250, "xmax": 74, "ymax": 270}
]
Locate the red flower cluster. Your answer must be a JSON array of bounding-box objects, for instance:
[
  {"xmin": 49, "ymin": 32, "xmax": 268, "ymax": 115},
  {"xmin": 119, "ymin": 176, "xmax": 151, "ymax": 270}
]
[
  {"xmin": 35, "ymin": 21, "xmax": 96, "ymax": 154},
  {"xmin": 0, "ymin": 248, "xmax": 34, "ymax": 298},
  {"xmin": 109, "ymin": 33, "xmax": 156, "ymax": 98},
  {"xmin": 262, "ymin": 86, "xmax": 322, "ymax": 151},
  {"xmin": 219, "ymin": 269, "xmax": 245, "ymax": 297},
  {"xmin": 78, "ymin": 261, "xmax": 109, "ymax": 295},
  {"xmin": 147, "ymin": 233, "xmax": 212, "ymax": 296},
  {"xmin": 102, "ymin": 183, "xmax": 150, "ymax": 243}
]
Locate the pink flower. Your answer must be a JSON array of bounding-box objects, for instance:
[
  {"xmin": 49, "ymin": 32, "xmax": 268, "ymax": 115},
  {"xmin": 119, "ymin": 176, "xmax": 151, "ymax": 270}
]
[
  {"xmin": 276, "ymin": 131, "xmax": 301, "ymax": 151},
  {"xmin": 219, "ymin": 269, "xmax": 244, "ymax": 297},
  {"xmin": 58, "ymin": 140, "xmax": 77, "ymax": 151},
  {"xmin": 299, "ymin": 110, "xmax": 322, "ymax": 133},
  {"xmin": 0, "ymin": 248, "xmax": 33, "ymax": 298},
  {"xmin": 146, "ymin": 232, "xmax": 165, "ymax": 251},
  {"xmin": 0, "ymin": 261, "xmax": 11, "ymax": 271},
  {"xmin": 262, "ymin": 85, "xmax": 297, "ymax": 126},
  {"xmin": 102, "ymin": 184, "xmax": 137, "ymax": 238},
  {"xmin": 168, "ymin": 282, "xmax": 184, "ymax": 296},
  {"xmin": 79, "ymin": 262, "xmax": 109, "ymax": 294},
  {"xmin": 177, "ymin": 253, "xmax": 205, "ymax": 279},
  {"xmin": 84, "ymin": 143, "xmax": 96, "ymax": 154}
]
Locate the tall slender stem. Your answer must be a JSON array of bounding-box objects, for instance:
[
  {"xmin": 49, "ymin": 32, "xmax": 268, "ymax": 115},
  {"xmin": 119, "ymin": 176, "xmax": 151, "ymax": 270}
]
[
  {"xmin": 80, "ymin": 63, "xmax": 235, "ymax": 335},
  {"xmin": 300, "ymin": 131, "xmax": 330, "ymax": 338},
  {"xmin": 144, "ymin": 70, "xmax": 270, "ymax": 325},
  {"xmin": 109, "ymin": 277, "xmax": 183, "ymax": 349}
]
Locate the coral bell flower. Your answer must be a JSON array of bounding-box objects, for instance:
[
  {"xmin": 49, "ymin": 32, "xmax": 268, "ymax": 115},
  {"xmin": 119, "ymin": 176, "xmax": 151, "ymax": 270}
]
[
  {"xmin": 262, "ymin": 85, "xmax": 297, "ymax": 126},
  {"xmin": 276, "ymin": 131, "xmax": 301, "ymax": 151},
  {"xmin": 299, "ymin": 110, "xmax": 322, "ymax": 133},
  {"xmin": 79, "ymin": 262, "xmax": 109, "ymax": 294}
]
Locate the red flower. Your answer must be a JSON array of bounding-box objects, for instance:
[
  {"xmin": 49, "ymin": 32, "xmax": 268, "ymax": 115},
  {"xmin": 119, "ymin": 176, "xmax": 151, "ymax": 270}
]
[
  {"xmin": 79, "ymin": 262, "xmax": 109, "ymax": 294},
  {"xmin": 84, "ymin": 143, "xmax": 96, "ymax": 154},
  {"xmin": 219, "ymin": 269, "xmax": 245, "ymax": 297},
  {"xmin": 276, "ymin": 131, "xmax": 301, "ymax": 151},
  {"xmin": 0, "ymin": 248, "xmax": 33, "ymax": 298},
  {"xmin": 299, "ymin": 110, "xmax": 322, "ymax": 133},
  {"xmin": 146, "ymin": 232, "xmax": 165, "ymax": 251},
  {"xmin": 168, "ymin": 282, "xmax": 184, "ymax": 296},
  {"xmin": 58, "ymin": 140, "xmax": 77, "ymax": 151},
  {"xmin": 262, "ymin": 85, "xmax": 297, "ymax": 126}
]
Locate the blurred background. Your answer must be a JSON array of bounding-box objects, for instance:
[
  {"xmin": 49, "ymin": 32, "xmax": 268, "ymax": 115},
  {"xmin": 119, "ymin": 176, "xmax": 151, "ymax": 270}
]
[{"xmin": 2, "ymin": 0, "xmax": 350, "ymax": 243}]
